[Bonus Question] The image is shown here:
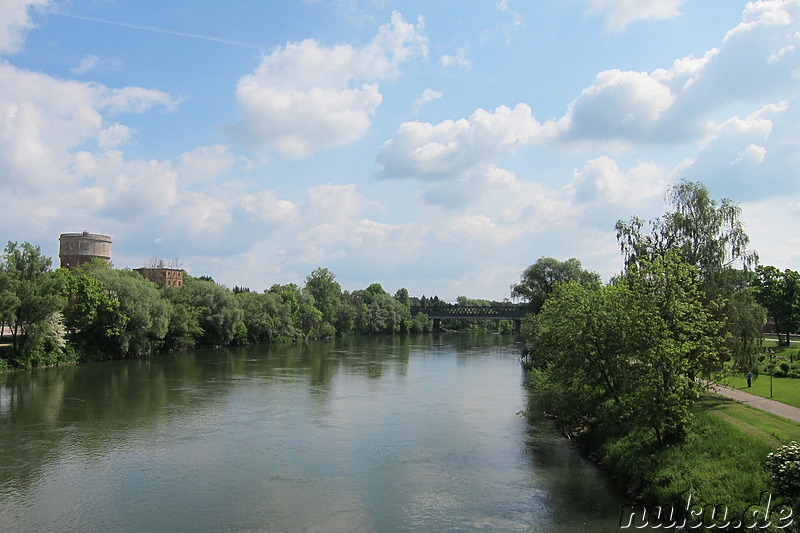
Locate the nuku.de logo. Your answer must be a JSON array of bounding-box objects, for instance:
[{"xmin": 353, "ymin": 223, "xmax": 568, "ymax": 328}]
[{"xmin": 619, "ymin": 491, "xmax": 793, "ymax": 529}]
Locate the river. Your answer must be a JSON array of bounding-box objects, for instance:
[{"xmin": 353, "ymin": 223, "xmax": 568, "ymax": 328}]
[{"xmin": 0, "ymin": 333, "xmax": 634, "ymax": 532}]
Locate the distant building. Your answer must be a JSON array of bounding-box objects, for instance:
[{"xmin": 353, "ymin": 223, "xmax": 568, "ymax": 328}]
[
  {"xmin": 59, "ymin": 231, "xmax": 111, "ymax": 269},
  {"xmin": 135, "ymin": 267, "xmax": 184, "ymax": 288}
]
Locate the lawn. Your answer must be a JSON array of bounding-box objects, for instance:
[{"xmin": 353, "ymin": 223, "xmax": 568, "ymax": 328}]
[
  {"xmin": 718, "ymin": 373, "xmax": 800, "ymax": 408},
  {"xmin": 717, "ymin": 337, "xmax": 800, "ymax": 408},
  {"xmin": 700, "ymin": 395, "xmax": 800, "ymax": 446}
]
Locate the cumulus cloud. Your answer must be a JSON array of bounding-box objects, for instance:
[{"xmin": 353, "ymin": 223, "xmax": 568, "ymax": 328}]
[
  {"xmin": 375, "ymin": 103, "xmax": 542, "ymax": 181},
  {"xmin": 234, "ymin": 11, "xmax": 427, "ymax": 158},
  {"xmin": 557, "ymin": 0, "xmax": 800, "ymax": 146},
  {"xmin": 0, "ymin": 63, "xmax": 177, "ymax": 192},
  {"xmin": 176, "ymin": 145, "xmax": 250, "ymax": 185},
  {"xmin": 570, "ymin": 155, "xmax": 666, "ymax": 205},
  {"xmin": 0, "ymin": 0, "xmax": 50, "ymax": 55},
  {"xmin": 585, "ymin": 0, "xmax": 687, "ymax": 32},
  {"xmin": 668, "ymin": 101, "xmax": 795, "ymax": 196},
  {"xmin": 561, "ymin": 69, "xmax": 676, "ymax": 141}
]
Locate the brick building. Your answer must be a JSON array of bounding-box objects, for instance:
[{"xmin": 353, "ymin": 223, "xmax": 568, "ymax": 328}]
[
  {"xmin": 59, "ymin": 231, "xmax": 111, "ymax": 269},
  {"xmin": 134, "ymin": 267, "xmax": 184, "ymax": 288}
]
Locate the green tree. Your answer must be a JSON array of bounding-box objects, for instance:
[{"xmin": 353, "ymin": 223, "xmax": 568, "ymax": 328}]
[
  {"xmin": 394, "ymin": 287, "xmax": 410, "ymax": 307},
  {"xmin": 615, "ymin": 180, "xmax": 757, "ymax": 277},
  {"xmin": 0, "ymin": 241, "xmax": 66, "ymax": 365},
  {"xmin": 182, "ymin": 277, "xmax": 243, "ymax": 346},
  {"xmin": 90, "ymin": 268, "xmax": 170, "ymax": 357},
  {"xmin": 616, "ymin": 180, "xmax": 762, "ymax": 370},
  {"xmin": 622, "ymin": 253, "xmax": 726, "ymax": 444},
  {"xmin": 303, "ymin": 267, "xmax": 342, "ymax": 333},
  {"xmin": 60, "ymin": 269, "xmax": 127, "ymax": 355},
  {"xmin": 235, "ymin": 290, "xmax": 286, "ymax": 343},
  {"xmin": 527, "ymin": 252, "xmax": 725, "ymax": 447},
  {"xmin": 161, "ymin": 285, "xmax": 203, "ymax": 350},
  {"xmin": 353, "ymin": 283, "xmax": 411, "ymax": 334},
  {"xmin": 511, "ymin": 257, "xmax": 601, "ymax": 313},
  {"xmin": 723, "ymin": 288, "xmax": 766, "ymax": 372},
  {"xmin": 753, "ymin": 266, "xmax": 800, "ymax": 346}
]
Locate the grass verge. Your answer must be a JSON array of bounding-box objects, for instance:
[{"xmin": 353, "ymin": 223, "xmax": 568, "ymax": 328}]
[
  {"xmin": 579, "ymin": 395, "xmax": 799, "ymax": 529},
  {"xmin": 720, "ymin": 373, "xmax": 800, "ymax": 410}
]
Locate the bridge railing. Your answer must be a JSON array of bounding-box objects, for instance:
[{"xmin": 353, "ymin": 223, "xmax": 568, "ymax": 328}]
[{"xmin": 409, "ymin": 305, "xmax": 527, "ymax": 320}]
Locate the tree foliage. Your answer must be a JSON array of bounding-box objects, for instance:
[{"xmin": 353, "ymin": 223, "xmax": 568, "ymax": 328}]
[
  {"xmin": 753, "ymin": 265, "xmax": 800, "ymax": 346},
  {"xmin": 511, "ymin": 257, "xmax": 601, "ymax": 313},
  {"xmin": 615, "ymin": 179, "xmax": 757, "ymax": 277},
  {"xmin": 0, "ymin": 241, "xmax": 499, "ymax": 369},
  {"xmin": 0, "ymin": 241, "xmax": 66, "ymax": 364},
  {"xmin": 528, "ymin": 253, "xmax": 726, "ymax": 447}
]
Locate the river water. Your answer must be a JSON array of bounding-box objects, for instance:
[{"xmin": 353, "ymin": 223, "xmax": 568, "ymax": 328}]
[{"xmin": 0, "ymin": 333, "xmax": 633, "ymax": 532}]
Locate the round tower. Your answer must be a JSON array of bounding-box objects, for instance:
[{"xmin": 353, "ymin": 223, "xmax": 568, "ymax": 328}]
[{"xmin": 59, "ymin": 231, "xmax": 112, "ymax": 269}]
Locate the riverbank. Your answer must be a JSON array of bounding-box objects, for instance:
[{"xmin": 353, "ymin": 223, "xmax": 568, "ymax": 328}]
[{"xmin": 528, "ymin": 385, "xmax": 799, "ymax": 529}]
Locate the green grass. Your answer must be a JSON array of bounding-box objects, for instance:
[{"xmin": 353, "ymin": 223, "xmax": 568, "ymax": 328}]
[
  {"xmin": 591, "ymin": 396, "xmax": 800, "ymax": 528},
  {"xmin": 718, "ymin": 374, "xmax": 800, "ymax": 409},
  {"xmin": 715, "ymin": 338, "xmax": 800, "ymax": 408},
  {"xmin": 700, "ymin": 395, "xmax": 800, "ymax": 447}
]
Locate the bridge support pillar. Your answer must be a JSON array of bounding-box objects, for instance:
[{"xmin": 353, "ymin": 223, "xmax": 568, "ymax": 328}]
[
  {"xmin": 513, "ymin": 320, "xmax": 521, "ymax": 333},
  {"xmin": 433, "ymin": 318, "xmax": 442, "ymax": 331}
]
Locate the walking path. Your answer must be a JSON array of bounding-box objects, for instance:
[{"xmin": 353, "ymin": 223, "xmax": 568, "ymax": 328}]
[{"xmin": 710, "ymin": 384, "xmax": 800, "ymax": 423}]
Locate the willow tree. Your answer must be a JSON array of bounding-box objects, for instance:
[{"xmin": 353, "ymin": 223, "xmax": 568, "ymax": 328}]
[
  {"xmin": 616, "ymin": 180, "xmax": 762, "ymax": 372},
  {"xmin": 615, "ymin": 180, "xmax": 758, "ymax": 277}
]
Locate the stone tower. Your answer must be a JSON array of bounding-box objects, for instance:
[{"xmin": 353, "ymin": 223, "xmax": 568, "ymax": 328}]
[{"xmin": 59, "ymin": 231, "xmax": 112, "ymax": 269}]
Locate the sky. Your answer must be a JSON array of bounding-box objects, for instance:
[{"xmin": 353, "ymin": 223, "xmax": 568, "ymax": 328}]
[{"xmin": 1, "ymin": 0, "xmax": 799, "ymax": 301}]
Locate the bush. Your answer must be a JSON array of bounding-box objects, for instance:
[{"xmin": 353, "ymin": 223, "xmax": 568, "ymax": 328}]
[{"xmin": 766, "ymin": 441, "xmax": 800, "ymax": 510}]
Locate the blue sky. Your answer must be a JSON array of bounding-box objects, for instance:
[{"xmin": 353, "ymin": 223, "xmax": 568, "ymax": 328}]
[{"xmin": 2, "ymin": 0, "xmax": 798, "ymax": 300}]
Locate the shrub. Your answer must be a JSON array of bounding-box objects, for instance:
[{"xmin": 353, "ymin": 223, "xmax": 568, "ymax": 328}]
[{"xmin": 766, "ymin": 441, "xmax": 800, "ymax": 501}]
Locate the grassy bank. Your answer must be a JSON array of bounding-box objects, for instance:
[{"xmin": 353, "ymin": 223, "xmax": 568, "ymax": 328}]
[{"xmin": 559, "ymin": 395, "xmax": 799, "ymax": 529}]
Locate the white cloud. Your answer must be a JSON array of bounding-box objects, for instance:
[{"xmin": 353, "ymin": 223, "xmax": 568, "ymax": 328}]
[
  {"xmin": 70, "ymin": 54, "xmax": 120, "ymax": 75},
  {"xmin": 557, "ymin": 1, "xmax": 800, "ymax": 147},
  {"xmin": 0, "ymin": 0, "xmax": 49, "ymax": 55},
  {"xmin": 440, "ymin": 214, "xmax": 513, "ymax": 245},
  {"xmin": 234, "ymin": 11, "xmax": 427, "ymax": 158},
  {"xmin": 176, "ymin": 145, "xmax": 249, "ymax": 185},
  {"xmin": 671, "ymin": 102, "xmax": 790, "ymax": 194},
  {"xmin": 742, "ymin": 197, "xmax": 800, "ymax": 269},
  {"xmin": 241, "ymin": 190, "xmax": 297, "ymax": 223},
  {"xmin": 733, "ymin": 144, "xmax": 767, "ymax": 165},
  {"xmin": 0, "ymin": 63, "xmax": 176, "ymax": 192},
  {"xmin": 71, "ymin": 54, "xmax": 99, "ymax": 75},
  {"xmin": 561, "ymin": 69, "xmax": 676, "ymax": 141},
  {"xmin": 412, "ymin": 88, "xmax": 442, "ymax": 114},
  {"xmin": 97, "ymin": 124, "xmax": 131, "ymax": 149},
  {"xmin": 375, "ymin": 103, "xmax": 542, "ymax": 181},
  {"xmin": 440, "ymin": 47, "xmax": 471, "ymax": 70},
  {"xmin": 570, "ymin": 155, "xmax": 666, "ymax": 205},
  {"xmin": 585, "ymin": 0, "xmax": 687, "ymax": 32}
]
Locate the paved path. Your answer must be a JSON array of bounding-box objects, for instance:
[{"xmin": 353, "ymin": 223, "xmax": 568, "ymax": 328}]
[{"xmin": 710, "ymin": 384, "xmax": 800, "ymax": 423}]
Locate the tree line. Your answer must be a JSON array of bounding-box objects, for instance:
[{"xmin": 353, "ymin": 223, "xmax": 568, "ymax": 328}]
[
  {"xmin": 0, "ymin": 252, "xmax": 511, "ymax": 370},
  {"xmin": 516, "ymin": 179, "xmax": 797, "ymax": 448}
]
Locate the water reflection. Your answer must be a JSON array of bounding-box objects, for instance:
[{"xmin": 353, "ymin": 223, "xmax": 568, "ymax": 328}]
[{"xmin": 0, "ymin": 333, "xmax": 632, "ymax": 532}]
